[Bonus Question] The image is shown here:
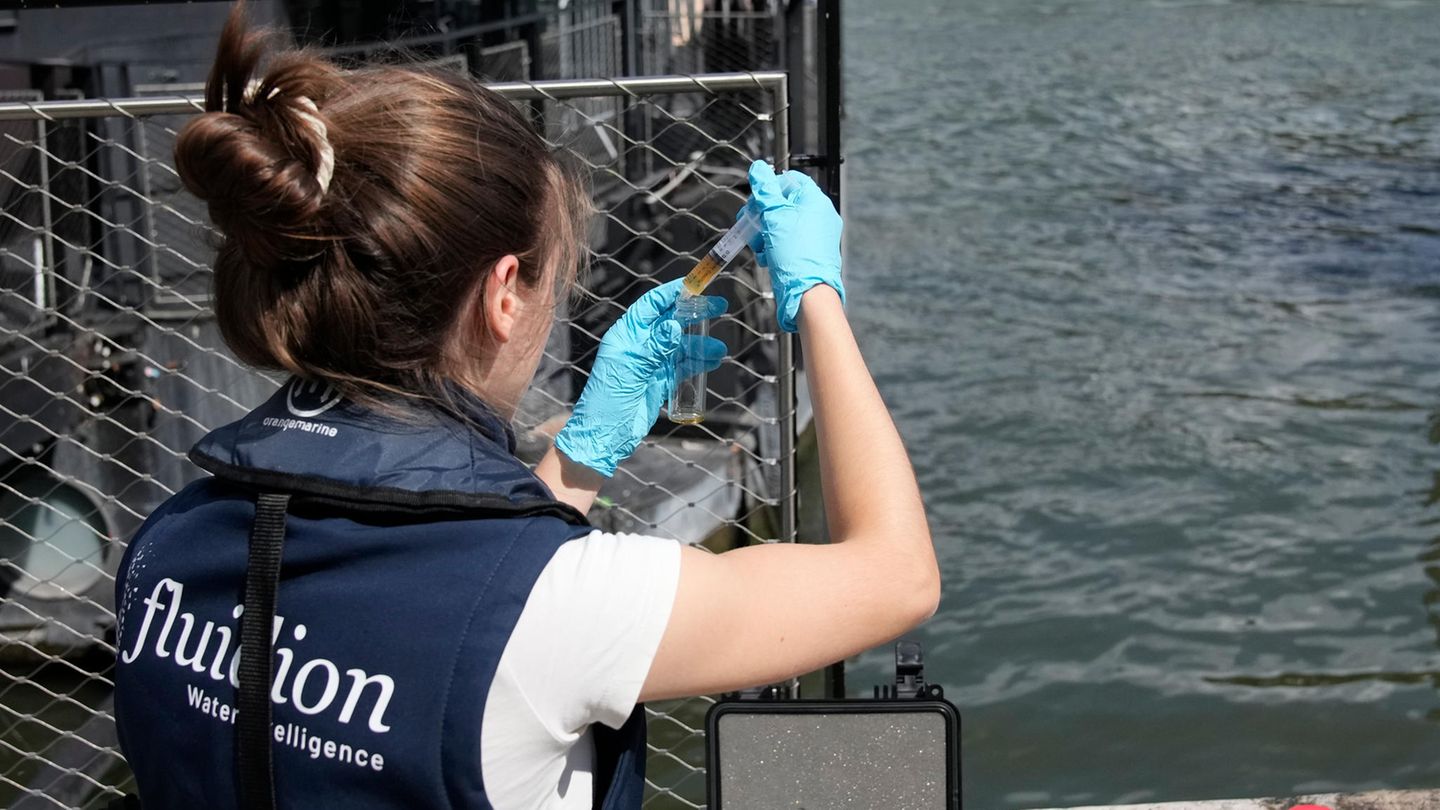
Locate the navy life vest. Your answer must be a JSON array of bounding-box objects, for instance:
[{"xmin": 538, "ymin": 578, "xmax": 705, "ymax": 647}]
[{"xmin": 113, "ymin": 378, "xmax": 648, "ymax": 810}]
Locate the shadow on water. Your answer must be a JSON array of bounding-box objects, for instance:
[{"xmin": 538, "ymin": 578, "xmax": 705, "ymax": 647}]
[
  {"xmin": 1421, "ymin": 412, "xmax": 1440, "ymax": 724},
  {"xmin": 1203, "ymin": 411, "xmax": 1440, "ymax": 723}
]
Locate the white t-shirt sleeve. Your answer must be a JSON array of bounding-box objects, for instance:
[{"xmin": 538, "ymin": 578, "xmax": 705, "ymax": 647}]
[{"xmin": 501, "ymin": 529, "xmax": 682, "ymax": 734}]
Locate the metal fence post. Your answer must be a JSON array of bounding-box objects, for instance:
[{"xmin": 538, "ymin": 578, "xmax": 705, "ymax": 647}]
[
  {"xmin": 34, "ymin": 117, "xmax": 55, "ymax": 314},
  {"xmin": 818, "ymin": 0, "xmax": 843, "ymax": 210},
  {"xmin": 774, "ymin": 75, "xmax": 796, "ymax": 553}
]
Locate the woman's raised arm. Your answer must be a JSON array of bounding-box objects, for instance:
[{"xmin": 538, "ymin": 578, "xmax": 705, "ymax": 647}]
[{"xmin": 639, "ymin": 163, "xmax": 939, "ymax": 701}]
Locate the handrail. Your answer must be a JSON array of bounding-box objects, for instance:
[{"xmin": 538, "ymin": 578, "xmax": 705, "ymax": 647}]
[{"xmin": 0, "ymin": 71, "xmax": 787, "ymax": 121}]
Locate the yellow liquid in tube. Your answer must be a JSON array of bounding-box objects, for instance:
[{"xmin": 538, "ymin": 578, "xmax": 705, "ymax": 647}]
[
  {"xmin": 682, "ymin": 254, "xmax": 725, "ymax": 296},
  {"xmin": 678, "ymin": 207, "xmax": 760, "ymax": 297}
]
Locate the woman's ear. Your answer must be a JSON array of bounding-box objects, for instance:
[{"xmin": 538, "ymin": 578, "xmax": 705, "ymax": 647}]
[{"xmin": 481, "ymin": 254, "xmax": 523, "ymax": 345}]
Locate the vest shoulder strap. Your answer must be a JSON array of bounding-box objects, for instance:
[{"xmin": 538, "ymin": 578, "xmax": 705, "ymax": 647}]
[{"xmin": 237, "ymin": 492, "xmax": 290, "ymax": 810}]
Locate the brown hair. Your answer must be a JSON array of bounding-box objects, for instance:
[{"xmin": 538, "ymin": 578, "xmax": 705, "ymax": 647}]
[{"xmin": 175, "ymin": 1, "xmax": 591, "ymax": 412}]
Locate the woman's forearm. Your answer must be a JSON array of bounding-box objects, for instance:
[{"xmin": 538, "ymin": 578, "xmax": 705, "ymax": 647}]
[{"xmin": 797, "ymin": 286, "xmax": 938, "ymax": 589}]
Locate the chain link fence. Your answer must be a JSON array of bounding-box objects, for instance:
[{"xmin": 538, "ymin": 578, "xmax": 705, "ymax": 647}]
[
  {"xmin": 641, "ymin": 2, "xmax": 781, "ymax": 77},
  {"xmin": 0, "ymin": 71, "xmax": 793, "ymax": 809}
]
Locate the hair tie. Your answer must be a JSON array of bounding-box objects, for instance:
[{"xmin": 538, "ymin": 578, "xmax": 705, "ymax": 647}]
[
  {"xmin": 292, "ymin": 96, "xmax": 335, "ymax": 194},
  {"xmin": 242, "ymin": 77, "xmax": 280, "ymax": 105},
  {"xmin": 240, "ymin": 78, "xmax": 335, "ymax": 194}
]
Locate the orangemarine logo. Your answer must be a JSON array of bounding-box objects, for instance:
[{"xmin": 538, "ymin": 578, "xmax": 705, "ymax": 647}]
[{"xmin": 286, "ymin": 378, "xmax": 342, "ymax": 418}]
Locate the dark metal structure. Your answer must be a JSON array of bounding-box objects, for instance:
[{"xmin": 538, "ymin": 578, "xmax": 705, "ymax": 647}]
[{"xmin": 0, "ymin": 1, "xmax": 843, "ymax": 805}]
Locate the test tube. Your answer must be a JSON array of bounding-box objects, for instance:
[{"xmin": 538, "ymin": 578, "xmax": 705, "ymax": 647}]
[
  {"xmin": 682, "ymin": 206, "xmax": 762, "ymax": 296},
  {"xmin": 666, "ymin": 294, "xmax": 711, "ymax": 425},
  {"xmin": 667, "ymin": 204, "xmax": 759, "ymax": 424}
]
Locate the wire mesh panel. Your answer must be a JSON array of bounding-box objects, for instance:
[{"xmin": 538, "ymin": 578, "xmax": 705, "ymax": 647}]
[
  {"xmin": 641, "ymin": 2, "xmax": 783, "ymax": 77},
  {"xmin": 471, "ymin": 40, "xmax": 532, "ymax": 82},
  {"xmin": 537, "ymin": 17, "xmax": 628, "ymax": 179},
  {"xmin": 0, "ymin": 72, "xmax": 791, "ymax": 809}
]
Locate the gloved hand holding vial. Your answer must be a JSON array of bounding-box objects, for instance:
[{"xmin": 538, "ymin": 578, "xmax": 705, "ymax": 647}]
[
  {"xmin": 666, "ymin": 205, "xmax": 762, "ymax": 424},
  {"xmin": 666, "ymin": 159, "xmax": 845, "ymax": 424}
]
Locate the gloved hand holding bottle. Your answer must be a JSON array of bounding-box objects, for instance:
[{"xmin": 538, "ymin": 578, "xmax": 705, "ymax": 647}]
[
  {"xmin": 741, "ymin": 160, "xmax": 845, "ymax": 333},
  {"xmin": 554, "ymin": 279, "xmax": 727, "ymax": 477}
]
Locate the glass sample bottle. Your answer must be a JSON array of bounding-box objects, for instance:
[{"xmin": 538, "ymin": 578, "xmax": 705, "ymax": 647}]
[{"xmin": 666, "ymin": 294, "xmax": 711, "ymax": 425}]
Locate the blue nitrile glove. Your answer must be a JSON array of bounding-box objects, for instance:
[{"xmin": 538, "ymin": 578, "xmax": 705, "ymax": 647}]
[
  {"xmin": 741, "ymin": 160, "xmax": 845, "ymax": 333},
  {"xmin": 555, "ymin": 279, "xmax": 727, "ymax": 477}
]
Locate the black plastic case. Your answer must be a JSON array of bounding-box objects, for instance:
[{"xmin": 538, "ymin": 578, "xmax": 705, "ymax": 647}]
[{"xmin": 704, "ymin": 697, "xmax": 962, "ymax": 809}]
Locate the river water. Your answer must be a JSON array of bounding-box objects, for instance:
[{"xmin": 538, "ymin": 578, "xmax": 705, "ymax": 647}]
[{"xmin": 841, "ymin": 0, "xmax": 1440, "ymax": 806}]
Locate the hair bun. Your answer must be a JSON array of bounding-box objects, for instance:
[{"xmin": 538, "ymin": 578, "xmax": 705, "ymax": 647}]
[
  {"xmin": 173, "ymin": 4, "xmax": 341, "ymax": 270},
  {"xmin": 175, "ymin": 105, "xmax": 329, "ymax": 265}
]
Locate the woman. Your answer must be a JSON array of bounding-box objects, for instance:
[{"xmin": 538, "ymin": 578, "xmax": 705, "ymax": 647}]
[{"xmin": 112, "ymin": 3, "xmax": 939, "ymax": 809}]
